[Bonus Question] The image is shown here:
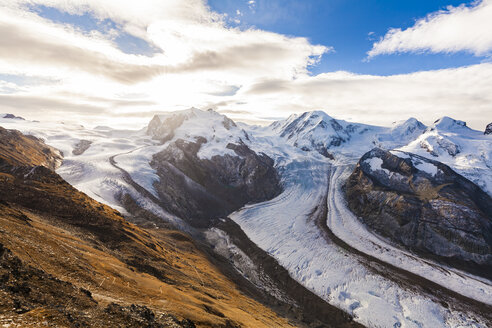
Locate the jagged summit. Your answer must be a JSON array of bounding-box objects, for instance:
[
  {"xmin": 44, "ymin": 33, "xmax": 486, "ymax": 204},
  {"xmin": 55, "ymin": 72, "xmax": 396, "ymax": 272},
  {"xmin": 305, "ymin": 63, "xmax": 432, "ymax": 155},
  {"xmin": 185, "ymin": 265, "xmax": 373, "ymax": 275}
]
[
  {"xmin": 147, "ymin": 107, "xmax": 241, "ymax": 149},
  {"xmin": 398, "ymin": 115, "xmax": 492, "ymax": 195},
  {"xmin": 379, "ymin": 117, "xmax": 427, "ymax": 144},
  {"xmin": 271, "ymin": 110, "xmax": 335, "ymax": 131},
  {"xmin": 271, "ymin": 110, "xmax": 429, "ymax": 158},
  {"xmin": 269, "ymin": 110, "xmax": 353, "ymax": 157}
]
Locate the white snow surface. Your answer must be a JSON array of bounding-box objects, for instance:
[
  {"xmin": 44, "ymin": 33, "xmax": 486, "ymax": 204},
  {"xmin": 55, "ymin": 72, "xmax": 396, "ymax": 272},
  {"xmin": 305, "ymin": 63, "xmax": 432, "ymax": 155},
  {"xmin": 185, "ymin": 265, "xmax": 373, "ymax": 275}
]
[
  {"xmin": 364, "ymin": 157, "xmax": 387, "ymax": 173},
  {"xmin": 271, "ymin": 111, "xmax": 428, "ymax": 157},
  {"xmin": 414, "ymin": 161, "xmax": 439, "ymax": 176},
  {"xmin": 2, "ymin": 109, "xmax": 491, "ymax": 327},
  {"xmin": 154, "ymin": 108, "xmax": 250, "ymax": 159},
  {"xmin": 398, "ymin": 117, "xmax": 492, "ymax": 196}
]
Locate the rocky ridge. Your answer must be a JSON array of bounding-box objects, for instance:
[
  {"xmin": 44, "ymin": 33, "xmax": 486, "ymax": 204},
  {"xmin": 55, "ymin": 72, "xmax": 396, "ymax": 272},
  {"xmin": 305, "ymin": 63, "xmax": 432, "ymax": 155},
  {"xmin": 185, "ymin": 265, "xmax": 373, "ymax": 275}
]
[
  {"xmin": 345, "ymin": 148, "xmax": 492, "ymax": 279},
  {"xmin": 485, "ymin": 122, "xmax": 492, "ymax": 135}
]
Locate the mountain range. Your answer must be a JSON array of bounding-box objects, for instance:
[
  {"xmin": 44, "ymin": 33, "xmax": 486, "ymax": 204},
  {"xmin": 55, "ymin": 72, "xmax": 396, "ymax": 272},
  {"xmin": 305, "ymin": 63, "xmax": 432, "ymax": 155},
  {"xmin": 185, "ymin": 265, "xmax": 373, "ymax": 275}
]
[{"xmin": 1, "ymin": 109, "xmax": 491, "ymax": 327}]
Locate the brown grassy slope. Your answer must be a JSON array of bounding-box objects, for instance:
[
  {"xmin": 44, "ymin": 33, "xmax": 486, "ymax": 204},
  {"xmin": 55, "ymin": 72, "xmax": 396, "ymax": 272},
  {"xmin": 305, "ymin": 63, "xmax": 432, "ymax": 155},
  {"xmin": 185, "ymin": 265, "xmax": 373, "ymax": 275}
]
[
  {"xmin": 0, "ymin": 127, "xmax": 294, "ymax": 328},
  {"xmin": 0, "ymin": 126, "xmax": 62, "ymax": 170}
]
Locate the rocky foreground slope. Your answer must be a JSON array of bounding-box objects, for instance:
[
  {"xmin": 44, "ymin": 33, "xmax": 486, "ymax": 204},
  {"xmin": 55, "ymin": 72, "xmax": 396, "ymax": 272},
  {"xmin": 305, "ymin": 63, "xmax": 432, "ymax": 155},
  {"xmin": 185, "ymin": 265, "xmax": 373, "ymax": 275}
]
[{"xmin": 346, "ymin": 148, "xmax": 492, "ymax": 279}]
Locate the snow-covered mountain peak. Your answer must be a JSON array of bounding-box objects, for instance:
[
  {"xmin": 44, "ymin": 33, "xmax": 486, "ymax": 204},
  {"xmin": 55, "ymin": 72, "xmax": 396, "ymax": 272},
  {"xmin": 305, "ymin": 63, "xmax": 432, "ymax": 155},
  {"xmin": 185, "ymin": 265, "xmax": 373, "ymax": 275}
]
[
  {"xmin": 301, "ymin": 110, "xmax": 335, "ymax": 120},
  {"xmin": 398, "ymin": 116, "xmax": 492, "ymax": 196},
  {"xmin": 432, "ymin": 116, "xmax": 468, "ymax": 131},
  {"xmin": 272, "ymin": 110, "xmax": 336, "ymax": 132},
  {"xmin": 391, "ymin": 117, "xmax": 425, "ymax": 131},
  {"xmin": 147, "ymin": 108, "xmax": 250, "ymax": 159},
  {"xmin": 275, "ymin": 111, "xmax": 344, "ymax": 139},
  {"xmin": 148, "ymin": 107, "xmax": 239, "ymax": 141},
  {"xmin": 269, "ymin": 110, "xmax": 354, "ymax": 158},
  {"xmin": 384, "ymin": 117, "xmax": 427, "ymax": 141}
]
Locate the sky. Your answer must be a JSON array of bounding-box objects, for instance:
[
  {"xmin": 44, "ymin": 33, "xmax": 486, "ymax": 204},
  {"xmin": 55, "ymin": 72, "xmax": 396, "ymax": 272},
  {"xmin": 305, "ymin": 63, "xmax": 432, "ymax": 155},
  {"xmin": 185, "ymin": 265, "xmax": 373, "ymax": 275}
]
[{"xmin": 0, "ymin": 0, "xmax": 491, "ymax": 129}]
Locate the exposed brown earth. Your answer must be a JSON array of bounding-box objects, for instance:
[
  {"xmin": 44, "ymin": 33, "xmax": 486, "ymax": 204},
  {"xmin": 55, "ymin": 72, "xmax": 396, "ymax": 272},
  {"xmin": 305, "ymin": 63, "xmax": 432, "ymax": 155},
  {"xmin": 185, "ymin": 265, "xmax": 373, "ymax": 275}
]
[{"xmin": 0, "ymin": 126, "xmax": 62, "ymax": 170}]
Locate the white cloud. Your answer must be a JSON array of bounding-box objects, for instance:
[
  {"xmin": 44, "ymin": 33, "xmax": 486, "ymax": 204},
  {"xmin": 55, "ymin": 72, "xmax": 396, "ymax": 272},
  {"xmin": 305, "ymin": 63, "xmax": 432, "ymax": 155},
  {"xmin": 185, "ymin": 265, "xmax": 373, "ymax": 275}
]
[
  {"xmin": 368, "ymin": 0, "xmax": 492, "ymax": 57},
  {"xmin": 0, "ymin": 1, "xmax": 490, "ymax": 131},
  {"xmin": 233, "ymin": 63, "xmax": 492, "ymax": 130},
  {"xmin": 0, "ymin": 1, "xmax": 328, "ymax": 81}
]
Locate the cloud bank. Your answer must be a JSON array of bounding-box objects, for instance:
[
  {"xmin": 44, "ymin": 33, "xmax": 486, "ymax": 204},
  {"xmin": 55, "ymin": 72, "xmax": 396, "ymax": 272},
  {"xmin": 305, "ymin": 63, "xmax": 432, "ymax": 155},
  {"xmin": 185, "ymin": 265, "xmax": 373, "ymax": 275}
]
[{"xmin": 0, "ymin": 0, "xmax": 491, "ymax": 130}]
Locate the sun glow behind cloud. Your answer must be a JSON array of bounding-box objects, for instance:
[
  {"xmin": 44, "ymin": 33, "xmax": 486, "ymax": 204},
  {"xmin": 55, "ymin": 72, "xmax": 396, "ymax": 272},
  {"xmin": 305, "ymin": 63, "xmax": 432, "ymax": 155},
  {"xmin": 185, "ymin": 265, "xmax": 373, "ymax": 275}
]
[{"xmin": 0, "ymin": 0, "xmax": 491, "ymax": 129}]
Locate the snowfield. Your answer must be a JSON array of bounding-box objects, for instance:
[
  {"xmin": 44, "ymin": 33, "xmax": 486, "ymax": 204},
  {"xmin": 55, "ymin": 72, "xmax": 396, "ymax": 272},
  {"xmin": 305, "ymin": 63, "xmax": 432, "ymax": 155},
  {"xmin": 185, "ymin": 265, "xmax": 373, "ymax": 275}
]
[
  {"xmin": 398, "ymin": 117, "xmax": 492, "ymax": 196},
  {"xmin": 1, "ymin": 110, "xmax": 491, "ymax": 327}
]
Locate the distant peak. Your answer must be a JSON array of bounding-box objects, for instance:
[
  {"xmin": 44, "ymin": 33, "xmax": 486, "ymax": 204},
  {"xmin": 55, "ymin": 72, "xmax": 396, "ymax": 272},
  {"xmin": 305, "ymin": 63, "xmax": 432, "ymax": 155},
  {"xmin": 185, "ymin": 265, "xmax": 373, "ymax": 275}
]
[
  {"xmin": 403, "ymin": 117, "xmax": 420, "ymax": 124},
  {"xmin": 147, "ymin": 107, "xmax": 238, "ymax": 140},
  {"xmin": 392, "ymin": 117, "xmax": 426, "ymax": 130},
  {"xmin": 433, "ymin": 116, "xmax": 467, "ymax": 130},
  {"xmin": 303, "ymin": 110, "xmax": 334, "ymax": 120},
  {"xmin": 2, "ymin": 113, "xmax": 25, "ymax": 120}
]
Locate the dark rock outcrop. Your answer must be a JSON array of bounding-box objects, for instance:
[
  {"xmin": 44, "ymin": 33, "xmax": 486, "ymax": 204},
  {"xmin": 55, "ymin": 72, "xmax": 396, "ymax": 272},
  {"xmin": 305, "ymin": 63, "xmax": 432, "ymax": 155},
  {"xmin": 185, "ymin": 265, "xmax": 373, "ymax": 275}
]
[
  {"xmin": 2, "ymin": 114, "xmax": 25, "ymax": 120},
  {"xmin": 345, "ymin": 148, "xmax": 492, "ymax": 279},
  {"xmin": 147, "ymin": 113, "xmax": 186, "ymax": 143},
  {"xmin": 72, "ymin": 139, "xmax": 92, "ymax": 155},
  {"xmin": 150, "ymin": 139, "xmax": 281, "ymax": 228},
  {"xmin": 485, "ymin": 123, "xmax": 492, "ymax": 135}
]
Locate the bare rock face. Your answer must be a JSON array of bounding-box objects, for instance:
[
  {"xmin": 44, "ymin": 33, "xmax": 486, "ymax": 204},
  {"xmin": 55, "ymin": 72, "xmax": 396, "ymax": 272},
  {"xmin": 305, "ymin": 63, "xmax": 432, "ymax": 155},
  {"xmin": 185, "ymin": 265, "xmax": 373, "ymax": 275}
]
[
  {"xmin": 147, "ymin": 114, "xmax": 186, "ymax": 142},
  {"xmin": 2, "ymin": 113, "xmax": 25, "ymax": 120},
  {"xmin": 345, "ymin": 148, "xmax": 492, "ymax": 279},
  {"xmin": 485, "ymin": 123, "xmax": 492, "ymax": 135},
  {"xmin": 72, "ymin": 139, "xmax": 92, "ymax": 155},
  {"xmin": 150, "ymin": 139, "xmax": 281, "ymax": 228}
]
